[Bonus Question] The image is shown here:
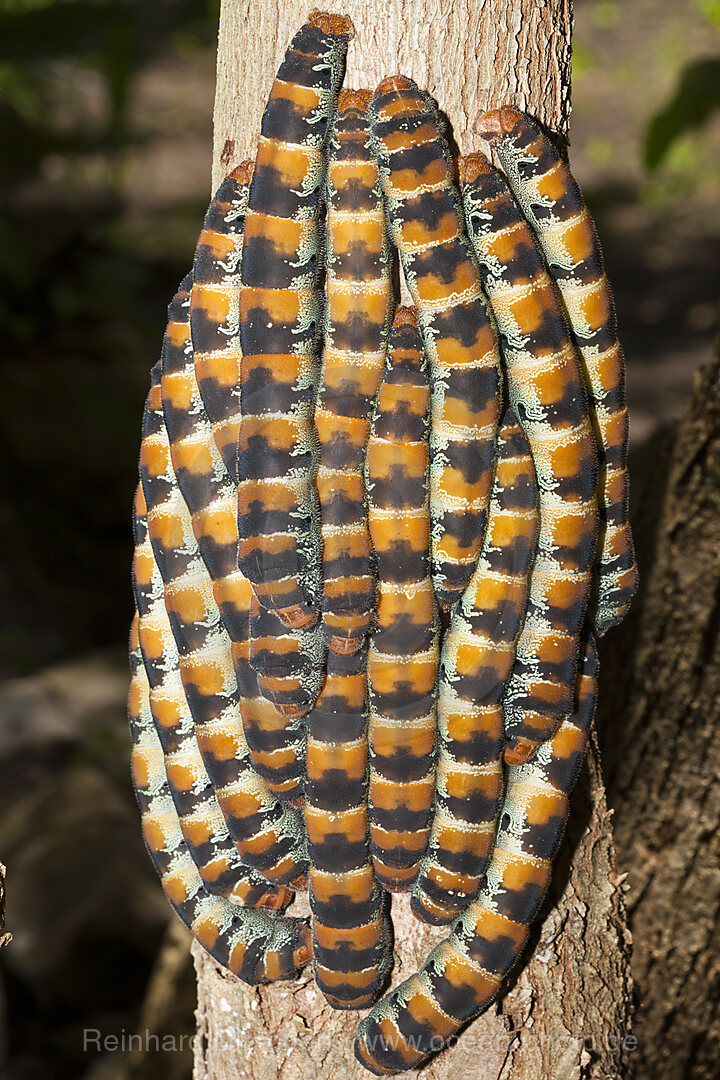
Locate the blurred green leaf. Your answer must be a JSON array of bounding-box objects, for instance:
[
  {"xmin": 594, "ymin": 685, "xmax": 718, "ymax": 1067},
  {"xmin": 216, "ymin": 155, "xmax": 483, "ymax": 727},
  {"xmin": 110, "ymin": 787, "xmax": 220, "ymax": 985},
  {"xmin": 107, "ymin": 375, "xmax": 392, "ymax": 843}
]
[
  {"xmin": 591, "ymin": 1, "xmax": 619, "ymax": 29},
  {"xmin": 644, "ymin": 57, "xmax": 720, "ymax": 170},
  {"xmin": 698, "ymin": 0, "xmax": 720, "ymax": 31}
]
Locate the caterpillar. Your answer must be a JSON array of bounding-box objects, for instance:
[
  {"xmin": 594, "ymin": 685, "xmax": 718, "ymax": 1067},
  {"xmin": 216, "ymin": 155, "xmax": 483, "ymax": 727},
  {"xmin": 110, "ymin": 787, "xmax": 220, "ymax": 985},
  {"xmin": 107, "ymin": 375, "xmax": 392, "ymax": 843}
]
[
  {"xmin": 412, "ymin": 408, "xmax": 539, "ymax": 924},
  {"xmin": 306, "ymin": 647, "xmax": 392, "ymax": 1008},
  {"xmin": 355, "ymin": 635, "xmax": 599, "ymax": 1074},
  {"xmin": 368, "ymin": 76, "xmax": 502, "ymax": 610},
  {"xmin": 237, "ymin": 12, "xmax": 353, "ymax": 639},
  {"xmin": 138, "ymin": 349, "xmax": 306, "ymax": 885},
  {"xmin": 366, "ymin": 308, "xmax": 438, "ymax": 891},
  {"xmin": 316, "ymin": 88, "xmax": 393, "ymax": 656},
  {"xmin": 461, "ymin": 153, "xmax": 599, "ymax": 765},
  {"xmin": 162, "ymin": 277, "xmax": 305, "ymax": 800},
  {"xmin": 129, "ymin": 615, "xmax": 312, "ymax": 984},
  {"xmin": 190, "ymin": 160, "xmax": 252, "ymax": 480},
  {"xmin": 478, "ymin": 108, "xmax": 639, "ymax": 637}
]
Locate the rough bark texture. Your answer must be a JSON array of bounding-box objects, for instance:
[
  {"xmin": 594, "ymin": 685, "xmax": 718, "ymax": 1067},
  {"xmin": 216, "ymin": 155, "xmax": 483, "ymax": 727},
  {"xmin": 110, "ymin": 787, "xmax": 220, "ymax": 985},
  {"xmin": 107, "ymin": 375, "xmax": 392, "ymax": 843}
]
[
  {"xmin": 211, "ymin": 0, "xmax": 573, "ymax": 191},
  {"xmin": 597, "ymin": 342, "xmax": 720, "ymax": 1080},
  {"xmin": 195, "ymin": 2, "xmax": 635, "ymax": 1077}
]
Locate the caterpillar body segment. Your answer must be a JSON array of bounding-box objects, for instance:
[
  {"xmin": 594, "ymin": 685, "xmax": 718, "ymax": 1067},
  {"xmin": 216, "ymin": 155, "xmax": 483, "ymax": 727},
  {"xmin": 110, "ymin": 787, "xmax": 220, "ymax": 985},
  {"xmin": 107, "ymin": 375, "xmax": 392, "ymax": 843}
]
[
  {"xmin": 412, "ymin": 410, "xmax": 539, "ymax": 924},
  {"xmin": 366, "ymin": 308, "xmax": 438, "ymax": 890},
  {"xmin": 306, "ymin": 646, "xmax": 392, "ymax": 1009},
  {"xmin": 479, "ymin": 108, "xmax": 638, "ymax": 637},
  {"xmin": 317, "ymin": 88, "xmax": 393, "ymax": 656},
  {"xmin": 161, "ymin": 282, "xmax": 305, "ymax": 799},
  {"xmin": 128, "ymin": 622, "xmax": 312, "ymax": 983},
  {"xmin": 238, "ymin": 13, "xmax": 354, "ymax": 637},
  {"xmin": 191, "ymin": 161, "xmax": 252, "ymax": 479},
  {"xmin": 461, "ymin": 154, "xmax": 599, "ymax": 764},
  {"xmin": 368, "ymin": 76, "xmax": 502, "ymax": 610},
  {"xmin": 355, "ymin": 636, "xmax": 599, "ymax": 1074},
  {"xmin": 138, "ymin": 357, "xmax": 306, "ymax": 885}
]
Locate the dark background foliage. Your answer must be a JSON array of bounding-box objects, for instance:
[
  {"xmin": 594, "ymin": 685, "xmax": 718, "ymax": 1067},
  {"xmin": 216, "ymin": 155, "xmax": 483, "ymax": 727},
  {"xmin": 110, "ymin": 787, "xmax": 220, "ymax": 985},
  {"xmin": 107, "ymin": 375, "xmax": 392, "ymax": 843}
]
[{"xmin": 0, "ymin": 0, "xmax": 718, "ymax": 1077}]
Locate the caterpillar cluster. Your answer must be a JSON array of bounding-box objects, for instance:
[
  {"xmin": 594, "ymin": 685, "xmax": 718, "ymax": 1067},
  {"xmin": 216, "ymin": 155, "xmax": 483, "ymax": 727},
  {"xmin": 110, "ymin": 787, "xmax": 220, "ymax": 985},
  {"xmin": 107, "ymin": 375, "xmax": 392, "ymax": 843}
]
[{"xmin": 129, "ymin": 11, "xmax": 638, "ymax": 1075}]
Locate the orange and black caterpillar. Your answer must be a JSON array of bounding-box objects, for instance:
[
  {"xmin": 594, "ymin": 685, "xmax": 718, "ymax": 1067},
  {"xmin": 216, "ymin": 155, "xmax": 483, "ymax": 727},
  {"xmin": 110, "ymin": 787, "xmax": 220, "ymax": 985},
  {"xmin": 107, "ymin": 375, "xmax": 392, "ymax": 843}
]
[
  {"xmin": 129, "ymin": 618, "xmax": 312, "ymax": 985},
  {"xmin": 138, "ymin": 338, "xmax": 305, "ymax": 886},
  {"xmin": 461, "ymin": 154, "xmax": 599, "ymax": 764},
  {"xmin": 368, "ymin": 76, "xmax": 502, "ymax": 611},
  {"xmin": 366, "ymin": 308, "xmax": 438, "ymax": 891},
  {"xmin": 238, "ymin": 13, "xmax": 353, "ymax": 638},
  {"xmin": 191, "ymin": 160, "xmax": 252, "ymax": 480},
  {"xmin": 355, "ymin": 636, "xmax": 599, "ymax": 1074},
  {"xmin": 316, "ymin": 88, "xmax": 393, "ymax": 656},
  {"xmin": 306, "ymin": 646, "xmax": 393, "ymax": 1008},
  {"xmin": 163, "ymin": 276, "xmax": 305, "ymax": 800},
  {"xmin": 479, "ymin": 108, "xmax": 639, "ymax": 637},
  {"xmin": 412, "ymin": 408, "xmax": 539, "ymax": 924}
]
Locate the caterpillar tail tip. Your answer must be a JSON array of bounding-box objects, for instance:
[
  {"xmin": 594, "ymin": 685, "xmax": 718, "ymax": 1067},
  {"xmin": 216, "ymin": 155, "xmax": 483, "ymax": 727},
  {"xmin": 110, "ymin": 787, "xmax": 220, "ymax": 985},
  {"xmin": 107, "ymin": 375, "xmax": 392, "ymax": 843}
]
[
  {"xmin": 277, "ymin": 603, "xmax": 319, "ymax": 630},
  {"xmin": 503, "ymin": 735, "xmax": 539, "ymax": 765},
  {"xmin": 353, "ymin": 1032, "xmax": 399, "ymax": 1076},
  {"xmin": 338, "ymin": 87, "xmax": 373, "ymax": 111},
  {"xmin": 477, "ymin": 104, "xmax": 525, "ymax": 140},
  {"xmin": 327, "ymin": 634, "xmax": 364, "ymax": 656},
  {"xmin": 374, "ymin": 73, "xmax": 417, "ymax": 97},
  {"xmin": 460, "ymin": 151, "xmax": 493, "ymax": 184},
  {"xmin": 307, "ymin": 10, "xmax": 355, "ymax": 37}
]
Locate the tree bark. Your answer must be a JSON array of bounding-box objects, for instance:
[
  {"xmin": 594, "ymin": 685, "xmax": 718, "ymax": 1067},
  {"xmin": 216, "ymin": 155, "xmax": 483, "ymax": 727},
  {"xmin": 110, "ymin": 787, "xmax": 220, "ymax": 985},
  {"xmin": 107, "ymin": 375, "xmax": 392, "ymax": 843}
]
[
  {"xmin": 597, "ymin": 341, "xmax": 720, "ymax": 1080},
  {"xmin": 196, "ymin": 2, "xmax": 634, "ymax": 1077}
]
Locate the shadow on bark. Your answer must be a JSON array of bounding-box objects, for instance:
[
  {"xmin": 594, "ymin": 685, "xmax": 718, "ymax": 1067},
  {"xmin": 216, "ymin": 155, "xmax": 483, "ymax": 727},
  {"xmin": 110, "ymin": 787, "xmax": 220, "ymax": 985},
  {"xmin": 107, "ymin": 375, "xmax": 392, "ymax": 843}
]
[{"xmin": 598, "ymin": 337, "xmax": 720, "ymax": 1080}]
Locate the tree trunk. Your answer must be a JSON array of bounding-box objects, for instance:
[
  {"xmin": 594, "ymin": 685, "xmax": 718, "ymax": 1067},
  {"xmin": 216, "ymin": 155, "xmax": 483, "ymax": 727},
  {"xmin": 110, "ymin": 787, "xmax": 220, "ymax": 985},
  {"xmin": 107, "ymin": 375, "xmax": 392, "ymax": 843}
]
[
  {"xmin": 196, "ymin": 2, "xmax": 634, "ymax": 1077},
  {"xmin": 597, "ymin": 341, "xmax": 720, "ymax": 1080}
]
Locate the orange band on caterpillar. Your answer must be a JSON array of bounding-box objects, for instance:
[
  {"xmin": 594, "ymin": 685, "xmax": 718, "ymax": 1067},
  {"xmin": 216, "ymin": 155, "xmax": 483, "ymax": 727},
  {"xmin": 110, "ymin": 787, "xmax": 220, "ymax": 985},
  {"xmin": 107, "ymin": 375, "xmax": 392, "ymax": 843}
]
[
  {"xmin": 162, "ymin": 278, "xmax": 305, "ymax": 795},
  {"xmin": 138, "ymin": 349, "xmax": 305, "ymax": 885},
  {"xmin": 238, "ymin": 14, "xmax": 353, "ymax": 635},
  {"xmin": 412, "ymin": 409, "xmax": 539, "ymax": 923},
  {"xmin": 368, "ymin": 77, "xmax": 502, "ymax": 609},
  {"xmin": 461, "ymin": 154, "xmax": 599, "ymax": 764},
  {"xmin": 366, "ymin": 307, "xmax": 438, "ymax": 890},
  {"xmin": 355, "ymin": 636, "xmax": 599, "ymax": 1074},
  {"xmin": 479, "ymin": 108, "xmax": 638, "ymax": 637},
  {"xmin": 129, "ymin": 620, "xmax": 311, "ymax": 984},
  {"xmin": 317, "ymin": 89, "xmax": 393, "ymax": 655},
  {"xmin": 191, "ymin": 161, "xmax": 252, "ymax": 480},
  {"xmin": 305, "ymin": 647, "xmax": 392, "ymax": 1009}
]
